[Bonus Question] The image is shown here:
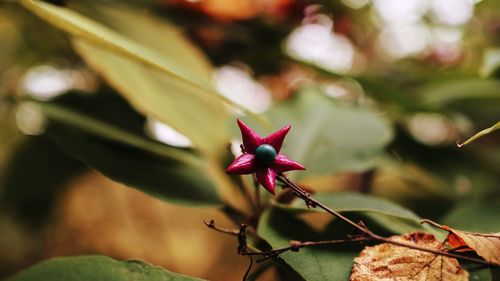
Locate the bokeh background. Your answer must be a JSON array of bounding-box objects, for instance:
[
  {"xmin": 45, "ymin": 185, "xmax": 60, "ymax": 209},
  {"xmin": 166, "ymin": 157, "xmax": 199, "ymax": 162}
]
[{"xmin": 0, "ymin": 0, "xmax": 499, "ymax": 280}]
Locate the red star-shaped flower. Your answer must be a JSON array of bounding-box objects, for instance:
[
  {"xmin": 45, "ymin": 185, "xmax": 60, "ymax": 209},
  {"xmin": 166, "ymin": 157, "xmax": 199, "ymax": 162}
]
[{"xmin": 226, "ymin": 119, "xmax": 305, "ymax": 194}]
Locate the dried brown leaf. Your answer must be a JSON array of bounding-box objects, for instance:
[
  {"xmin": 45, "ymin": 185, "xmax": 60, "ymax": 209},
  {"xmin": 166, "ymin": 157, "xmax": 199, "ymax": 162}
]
[
  {"xmin": 350, "ymin": 232, "xmax": 469, "ymax": 281},
  {"xmin": 444, "ymin": 228, "xmax": 500, "ymax": 265}
]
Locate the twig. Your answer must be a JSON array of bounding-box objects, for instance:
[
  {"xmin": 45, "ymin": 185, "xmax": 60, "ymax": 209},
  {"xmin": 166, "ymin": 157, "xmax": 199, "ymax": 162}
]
[
  {"xmin": 276, "ymin": 175, "xmax": 368, "ymax": 234},
  {"xmin": 253, "ymin": 177, "xmax": 261, "ymax": 213},
  {"xmin": 204, "ymin": 220, "xmax": 370, "ymax": 262},
  {"xmin": 206, "ymin": 176, "xmax": 498, "ymax": 281},
  {"xmin": 254, "ymin": 236, "xmax": 372, "ymax": 263},
  {"xmin": 420, "ymin": 219, "xmax": 445, "ymax": 229},
  {"xmin": 246, "ymin": 260, "xmax": 273, "ymax": 281},
  {"xmin": 242, "ymin": 256, "xmax": 253, "ymax": 281},
  {"xmin": 204, "ymin": 220, "xmax": 239, "ymax": 236},
  {"xmin": 276, "ymin": 174, "xmax": 499, "ymax": 267}
]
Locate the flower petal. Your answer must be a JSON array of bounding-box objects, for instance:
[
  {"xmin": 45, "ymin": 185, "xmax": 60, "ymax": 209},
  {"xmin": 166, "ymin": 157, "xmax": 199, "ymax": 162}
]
[
  {"xmin": 226, "ymin": 154, "xmax": 256, "ymax": 174},
  {"xmin": 273, "ymin": 154, "xmax": 305, "ymax": 173},
  {"xmin": 237, "ymin": 119, "xmax": 262, "ymax": 153},
  {"xmin": 256, "ymin": 167, "xmax": 277, "ymax": 194},
  {"xmin": 263, "ymin": 124, "xmax": 291, "ymax": 152}
]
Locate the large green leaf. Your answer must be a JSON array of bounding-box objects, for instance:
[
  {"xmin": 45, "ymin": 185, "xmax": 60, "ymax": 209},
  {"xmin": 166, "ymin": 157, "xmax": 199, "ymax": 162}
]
[
  {"xmin": 279, "ymin": 192, "xmax": 424, "ymax": 234},
  {"xmin": 286, "ymin": 192, "xmax": 419, "ymax": 220},
  {"xmin": 257, "ymin": 208, "xmax": 362, "ymax": 281},
  {"xmin": 36, "ymin": 92, "xmax": 222, "ymax": 206},
  {"xmin": 20, "ymin": 0, "xmax": 233, "ymax": 155},
  {"xmin": 243, "ymin": 87, "xmax": 393, "ymax": 179},
  {"xmin": 7, "ymin": 255, "xmax": 204, "ymax": 281}
]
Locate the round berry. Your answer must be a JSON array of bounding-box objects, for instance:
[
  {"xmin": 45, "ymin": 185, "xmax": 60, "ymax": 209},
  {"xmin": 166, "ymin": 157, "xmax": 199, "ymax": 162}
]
[{"xmin": 255, "ymin": 144, "xmax": 277, "ymax": 165}]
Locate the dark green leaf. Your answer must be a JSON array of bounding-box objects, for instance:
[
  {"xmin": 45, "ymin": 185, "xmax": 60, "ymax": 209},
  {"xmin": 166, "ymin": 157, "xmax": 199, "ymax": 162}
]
[
  {"xmin": 0, "ymin": 137, "xmax": 85, "ymax": 223},
  {"xmin": 37, "ymin": 92, "xmax": 222, "ymax": 206},
  {"xmin": 7, "ymin": 255, "xmax": 205, "ymax": 281},
  {"xmin": 257, "ymin": 208, "xmax": 361, "ymax": 281},
  {"xmin": 286, "ymin": 192, "xmax": 418, "ymax": 219}
]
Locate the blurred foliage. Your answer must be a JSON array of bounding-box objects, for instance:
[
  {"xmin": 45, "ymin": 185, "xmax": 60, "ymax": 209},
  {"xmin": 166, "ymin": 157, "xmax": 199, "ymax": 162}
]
[
  {"xmin": 258, "ymin": 208, "xmax": 362, "ymax": 281},
  {"xmin": 0, "ymin": 0, "xmax": 499, "ymax": 280},
  {"xmin": 0, "ymin": 137, "xmax": 85, "ymax": 224},
  {"xmin": 239, "ymin": 87, "xmax": 393, "ymax": 180},
  {"xmin": 38, "ymin": 90, "xmax": 222, "ymax": 206},
  {"xmin": 6, "ymin": 255, "xmax": 205, "ymax": 281}
]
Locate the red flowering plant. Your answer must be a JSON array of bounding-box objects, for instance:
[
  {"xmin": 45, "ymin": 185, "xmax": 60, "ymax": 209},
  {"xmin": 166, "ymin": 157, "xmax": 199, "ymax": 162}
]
[
  {"xmin": 210, "ymin": 120, "xmax": 500, "ymax": 280},
  {"xmin": 226, "ymin": 119, "xmax": 305, "ymax": 194},
  {"xmin": 8, "ymin": 1, "xmax": 500, "ymax": 281}
]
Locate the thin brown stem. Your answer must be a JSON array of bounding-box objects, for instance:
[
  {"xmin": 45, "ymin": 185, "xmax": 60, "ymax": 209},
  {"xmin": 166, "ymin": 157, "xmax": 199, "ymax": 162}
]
[
  {"xmin": 253, "ymin": 177, "xmax": 261, "ymax": 213},
  {"xmin": 420, "ymin": 219, "xmax": 447, "ymax": 230},
  {"xmin": 277, "ymin": 175, "xmax": 368, "ymax": 233},
  {"xmin": 276, "ymin": 174, "xmax": 498, "ymax": 267},
  {"xmin": 297, "ymin": 236, "xmax": 371, "ymax": 248},
  {"xmin": 205, "ymin": 221, "xmax": 371, "ymax": 262},
  {"xmin": 242, "ymin": 256, "xmax": 253, "ymax": 281},
  {"xmin": 204, "ymin": 220, "xmax": 239, "ymax": 236},
  {"xmin": 370, "ymin": 233, "xmax": 497, "ymax": 266},
  {"xmin": 206, "ymin": 175, "xmax": 498, "ymax": 281},
  {"xmin": 254, "ymin": 236, "xmax": 372, "ymax": 263}
]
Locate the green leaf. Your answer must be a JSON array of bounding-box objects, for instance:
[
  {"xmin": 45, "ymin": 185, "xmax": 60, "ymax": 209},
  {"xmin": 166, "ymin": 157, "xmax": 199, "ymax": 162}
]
[
  {"xmin": 442, "ymin": 201, "xmax": 500, "ymax": 233},
  {"xmin": 257, "ymin": 193, "xmax": 428, "ymax": 281},
  {"xmin": 37, "ymin": 92, "xmax": 222, "ymax": 206},
  {"xmin": 416, "ymin": 78, "xmax": 500, "ymax": 128},
  {"xmin": 6, "ymin": 255, "xmax": 205, "ymax": 281},
  {"xmin": 419, "ymin": 79, "xmax": 500, "ymax": 108},
  {"xmin": 458, "ymin": 121, "xmax": 500, "ymax": 147},
  {"xmin": 480, "ymin": 48, "xmax": 500, "ymax": 79},
  {"xmin": 257, "ymin": 208, "xmax": 361, "ymax": 281},
  {"xmin": 286, "ymin": 192, "xmax": 418, "ymax": 219},
  {"xmin": 0, "ymin": 137, "xmax": 85, "ymax": 223},
  {"xmin": 358, "ymin": 76, "xmax": 429, "ymax": 113},
  {"xmin": 20, "ymin": 0, "xmax": 233, "ymax": 155},
  {"xmin": 280, "ymin": 192, "xmax": 424, "ymax": 234},
  {"xmin": 243, "ymin": 87, "xmax": 393, "ymax": 179}
]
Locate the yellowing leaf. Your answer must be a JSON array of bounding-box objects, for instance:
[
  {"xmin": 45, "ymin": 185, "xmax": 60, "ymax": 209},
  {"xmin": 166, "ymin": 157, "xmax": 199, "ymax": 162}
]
[
  {"xmin": 457, "ymin": 121, "xmax": 500, "ymax": 147},
  {"xmin": 351, "ymin": 232, "xmax": 469, "ymax": 281},
  {"xmin": 20, "ymin": 0, "xmax": 213, "ymax": 92},
  {"xmin": 19, "ymin": 0, "xmax": 250, "ymax": 155},
  {"xmin": 431, "ymin": 224, "xmax": 500, "ymax": 265}
]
